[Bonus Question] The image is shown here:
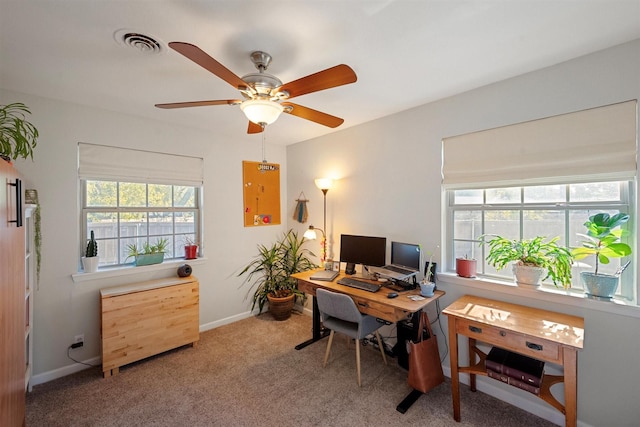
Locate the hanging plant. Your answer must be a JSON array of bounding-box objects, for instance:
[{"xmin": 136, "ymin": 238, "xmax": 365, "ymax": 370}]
[{"xmin": 0, "ymin": 102, "xmax": 39, "ymax": 161}]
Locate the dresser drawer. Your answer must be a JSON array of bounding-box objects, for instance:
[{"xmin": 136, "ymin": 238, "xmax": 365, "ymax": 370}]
[{"xmin": 455, "ymin": 318, "xmax": 561, "ymax": 363}]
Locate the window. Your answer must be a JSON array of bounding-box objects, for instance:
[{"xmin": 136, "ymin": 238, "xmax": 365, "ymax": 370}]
[
  {"xmin": 78, "ymin": 143, "xmax": 204, "ymax": 270},
  {"xmin": 447, "ymin": 181, "xmax": 635, "ymax": 300},
  {"xmin": 442, "ymin": 101, "xmax": 637, "ymax": 303},
  {"xmin": 82, "ymin": 180, "xmax": 200, "ymax": 267}
]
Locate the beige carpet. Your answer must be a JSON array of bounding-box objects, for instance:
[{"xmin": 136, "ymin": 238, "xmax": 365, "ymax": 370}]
[{"xmin": 27, "ymin": 312, "xmax": 555, "ymax": 426}]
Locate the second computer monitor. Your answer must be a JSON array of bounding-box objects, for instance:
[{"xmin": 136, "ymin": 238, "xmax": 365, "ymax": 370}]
[
  {"xmin": 391, "ymin": 241, "xmax": 421, "ymax": 270},
  {"xmin": 339, "ymin": 234, "xmax": 386, "ymax": 274}
]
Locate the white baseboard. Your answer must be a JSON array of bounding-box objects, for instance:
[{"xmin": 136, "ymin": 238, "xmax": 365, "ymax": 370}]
[
  {"xmin": 31, "ymin": 356, "xmax": 102, "ymax": 387},
  {"xmin": 199, "ymin": 310, "xmax": 255, "ymax": 332}
]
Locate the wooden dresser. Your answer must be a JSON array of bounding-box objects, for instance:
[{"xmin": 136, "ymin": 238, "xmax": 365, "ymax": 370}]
[
  {"xmin": 443, "ymin": 295, "xmax": 584, "ymax": 427},
  {"xmin": 100, "ymin": 276, "xmax": 200, "ymax": 377}
]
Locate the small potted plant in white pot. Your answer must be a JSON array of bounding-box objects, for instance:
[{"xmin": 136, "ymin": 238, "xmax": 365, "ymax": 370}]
[
  {"xmin": 572, "ymin": 212, "xmax": 632, "ymax": 300},
  {"xmin": 82, "ymin": 230, "xmax": 99, "ymax": 273},
  {"xmin": 481, "ymin": 235, "xmax": 573, "ymax": 288}
]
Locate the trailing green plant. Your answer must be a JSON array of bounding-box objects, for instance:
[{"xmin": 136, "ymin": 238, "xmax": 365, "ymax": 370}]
[
  {"xmin": 572, "ymin": 212, "xmax": 632, "ymax": 275},
  {"xmin": 85, "ymin": 230, "xmax": 98, "ymax": 258},
  {"xmin": 481, "ymin": 235, "xmax": 574, "ymax": 288},
  {"xmin": 0, "ymin": 103, "xmax": 39, "ymax": 160},
  {"xmin": 238, "ymin": 229, "xmax": 318, "ymax": 313},
  {"xmin": 34, "ymin": 203, "xmax": 41, "ymax": 283}
]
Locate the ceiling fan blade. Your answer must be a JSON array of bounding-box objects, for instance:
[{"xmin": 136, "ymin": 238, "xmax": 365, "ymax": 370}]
[
  {"xmin": 281, "ymin": 102, "xmax": 344, "ymax": 128},
  {"xmin": 168, "ymin": 42, "xmax": 247, "ymax": 90},
  {"xmin": 247, "ymin": 121, "xmax": 263, "ymax": 134},
  {"xmin": 280, "ymin": 64, "xmax": 357, "ymax": 99},
  {"xmin": 155, "ymin": 100, "xmax": 241, "ymax": 109}
]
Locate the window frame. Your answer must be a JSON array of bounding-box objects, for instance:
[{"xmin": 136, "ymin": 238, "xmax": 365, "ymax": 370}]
[
  {"xmin": 446, "ymin": 180, "xmax": 636, "ymax": 302},
  {"xmin": 80, "ymin": 179, "xmax": 202, "ymax": 269}
]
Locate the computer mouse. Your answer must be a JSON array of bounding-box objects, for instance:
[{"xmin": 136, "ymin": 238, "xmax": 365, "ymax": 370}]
[{"xmin": 387, "ymin": 292, "xmax": 398, "ymax": 299}]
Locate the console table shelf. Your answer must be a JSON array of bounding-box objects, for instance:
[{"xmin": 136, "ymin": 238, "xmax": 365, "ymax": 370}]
[
  {"xmin": 443, "ymin": 295, "xmax": 584, "ymax": 427},
  {"xmin": 100, "ymin": 276, "xmax": 200, "ymax": 377}
]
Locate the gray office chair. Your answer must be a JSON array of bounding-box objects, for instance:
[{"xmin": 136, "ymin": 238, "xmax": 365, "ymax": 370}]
[{"xmin": 316, "ymin": 288, "xmax": 387, "ymax": 386}]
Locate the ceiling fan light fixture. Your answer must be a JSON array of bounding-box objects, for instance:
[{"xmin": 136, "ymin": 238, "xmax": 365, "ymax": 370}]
[{"xmin": 240, "ymin": 99, "xmax": 284, "ymax": 125}]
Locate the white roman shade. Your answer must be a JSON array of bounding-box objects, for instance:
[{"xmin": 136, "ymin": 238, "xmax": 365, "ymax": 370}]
[
  {"xmin": 442, "ymin": 100, "xmax": 637, "ymax": 188},
  {"xmin": 78, "ymin": 143, "xmax": 204, "ymax": 186}
]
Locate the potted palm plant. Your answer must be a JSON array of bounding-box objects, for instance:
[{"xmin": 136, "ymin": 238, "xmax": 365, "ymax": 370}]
[
  {"xmin": 238, "ymin": 229, "xmax": 317, "ymax": 320},
  {"xmin": 572, "ymin": 212, "xmax": 632, "ymax": 300},
  {"xmin": 0, "ymin": 102, "xmax": 39, "ymax": 162},
  {"xmin": 481, "ymin": 235, "xmax": 573, "ymax": 288}
]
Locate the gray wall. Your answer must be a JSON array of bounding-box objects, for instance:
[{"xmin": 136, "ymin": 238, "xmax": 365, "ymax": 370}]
[
  {"xmin": 1, "ymin": 88, "xmax": 288, "ymax": 380},
  {"xmin": 287, "ymin": 39, "xmax": 640, "ymax": 427}
]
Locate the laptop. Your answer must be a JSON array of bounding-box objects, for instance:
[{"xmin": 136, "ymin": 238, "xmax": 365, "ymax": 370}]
[
  {"xmin": 310, "ymin": 269, "xmax": 339, "ymax": 281},
  {"xmin": 369, "ymin": 241, "xmax": 420, "ymax": 280}
]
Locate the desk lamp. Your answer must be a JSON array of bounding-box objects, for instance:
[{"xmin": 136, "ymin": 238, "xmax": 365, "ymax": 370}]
[{"xmin": 304, "ymin": 225, "xmax": 326, "ymax": 261}]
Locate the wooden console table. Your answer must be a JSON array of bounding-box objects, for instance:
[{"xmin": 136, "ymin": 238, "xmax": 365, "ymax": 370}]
[
  {"xmin": 101, "ymin": 277, "xmax": 200, "ymax": 377},
  {"xmin": 443, "ymin": 295, "xmax": 584, "ymax": 427}
]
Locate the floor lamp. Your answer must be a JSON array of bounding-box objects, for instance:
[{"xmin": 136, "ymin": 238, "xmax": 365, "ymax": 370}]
[{"xmin": 304, "ymin": 178, "xmax": 333, "ymax": 263}]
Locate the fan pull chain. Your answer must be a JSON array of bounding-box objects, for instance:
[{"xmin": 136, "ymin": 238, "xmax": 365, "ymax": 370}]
[{"xmin": 261, "ymin": 124, "xmax": 267, "ymax": 163}]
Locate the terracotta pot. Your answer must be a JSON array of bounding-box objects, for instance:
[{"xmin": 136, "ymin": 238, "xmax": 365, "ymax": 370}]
[
  {"xmin": 267, "ymin": 293, "xmax": 295, "ymax": 321},
  {"xmin": 456, "ymin": 258, "xmax": 477, "ymax": 278},
  {"xmin": 185, "ymin": 245, "xmax": 198, "ymax": 259}
]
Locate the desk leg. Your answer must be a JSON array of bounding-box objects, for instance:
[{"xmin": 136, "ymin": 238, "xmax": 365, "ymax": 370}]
[
  {"xmin": 448, "ymin": 318, "xmax": 461, "ymax": 422},
  {"xmin": 395, "ymin": 311, "xmax": 424, "ymax": 414},
  {"xmin": 564, "ymin": 348, "xmax": 578, "ymax": 427},
  {"xmin": 396, "ymin": 389, "xmax": 423, "ymax": 413},
  {"xmin": 295, "ymin": 296, "xmax": 329, "ymax": 350}
]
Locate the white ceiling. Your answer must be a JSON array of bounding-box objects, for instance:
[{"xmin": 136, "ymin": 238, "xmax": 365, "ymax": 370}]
[{"xmin": 2, "ymin": 1, "xmax": 640, "ymax": 146}]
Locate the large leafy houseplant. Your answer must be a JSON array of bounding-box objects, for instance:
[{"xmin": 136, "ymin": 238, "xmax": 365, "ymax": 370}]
[
  {"xmin": 481, "ymin": 235, "xmax": 574, "ymax": 288},
  {"xmin": 238, "ymin": 229, "xmax": 318, "ymax": 315},
  {"xmin": 0, "ymin": 103, "xmax": 39, "ymax": 161},
  {"xmin": 572, "ymin": 212, "xmax": 632, "ymax": 274},
  {"xmin": 571, "ymin": 212, "xmax": 632, "ymax": 299}
]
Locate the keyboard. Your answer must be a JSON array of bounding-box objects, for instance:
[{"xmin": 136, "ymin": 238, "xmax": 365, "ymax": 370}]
[{"xmin": 337, "ymin": 277, "xmax": 380, "ymax": 293}]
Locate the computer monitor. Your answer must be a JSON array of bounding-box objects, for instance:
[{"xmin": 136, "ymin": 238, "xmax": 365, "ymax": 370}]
[
  {"xmin": 339, "ymin": 234, "xmax": 386, "ymax": 275},
  {"xmin": 391, "ymin": 241, "xmax": 421, "ymax": 270}
]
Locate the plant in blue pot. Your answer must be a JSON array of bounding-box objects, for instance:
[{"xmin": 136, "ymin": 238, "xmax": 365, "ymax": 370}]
[{"xmin": 572, "ymin": 212, "xmax": 632, "ymax": 300}]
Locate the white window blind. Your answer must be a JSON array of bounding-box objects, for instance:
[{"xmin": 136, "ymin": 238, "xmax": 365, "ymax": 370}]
[
  {"xmin": 442, "ymin": 100, "xmax": 637, "ymax": 188},
  {"xmin": 78, "ymin": 143, "xmax": 203, "ymax": 185}
]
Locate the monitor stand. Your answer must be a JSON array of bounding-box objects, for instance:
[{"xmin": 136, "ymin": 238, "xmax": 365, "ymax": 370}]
[
  {"xmin": 345, "ymin": 262, "xmax": 356, "ymax": 275},
  {"xmin": 353, "ymin": 265, "xmax": 377, "ymax": 280}
]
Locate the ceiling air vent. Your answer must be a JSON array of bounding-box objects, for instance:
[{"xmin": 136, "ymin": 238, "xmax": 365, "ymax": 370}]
[{"xmin": 114, "ymin": 29, "xmax": 164, "ymax": 54}]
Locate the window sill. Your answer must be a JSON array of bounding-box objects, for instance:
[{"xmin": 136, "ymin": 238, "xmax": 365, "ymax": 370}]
[
  {"xmin": 437, "ymin": 272, "xmax": 640, "ymax": 319},
  {"xmin": 71, "ymin": 258, "xmax": 207, "ymax": 283}
]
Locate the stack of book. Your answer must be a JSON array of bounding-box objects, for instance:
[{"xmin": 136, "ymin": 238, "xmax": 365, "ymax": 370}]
[{"xmin": 485, "ymin": 347, "xmax": 545, "ymax": 395}]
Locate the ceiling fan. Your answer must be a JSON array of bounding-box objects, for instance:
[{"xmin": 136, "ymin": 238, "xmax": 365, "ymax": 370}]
[{"xmin": 155, "ymin": 42, "xmax": 357, "ymax": 134}]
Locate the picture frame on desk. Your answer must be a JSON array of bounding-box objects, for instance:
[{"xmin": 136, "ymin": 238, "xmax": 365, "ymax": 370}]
[{"xmin": 332, "ymin": 261, "xmax": 340, "ymax": 272}]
